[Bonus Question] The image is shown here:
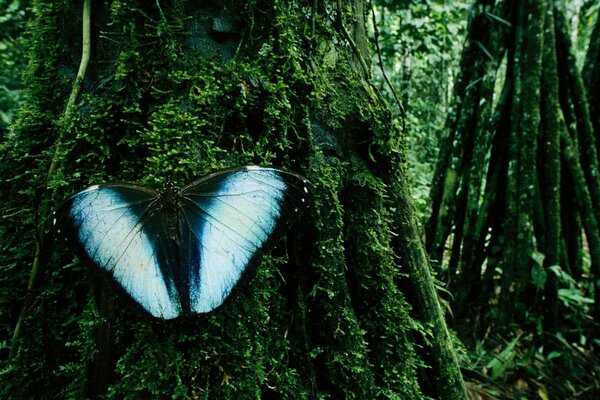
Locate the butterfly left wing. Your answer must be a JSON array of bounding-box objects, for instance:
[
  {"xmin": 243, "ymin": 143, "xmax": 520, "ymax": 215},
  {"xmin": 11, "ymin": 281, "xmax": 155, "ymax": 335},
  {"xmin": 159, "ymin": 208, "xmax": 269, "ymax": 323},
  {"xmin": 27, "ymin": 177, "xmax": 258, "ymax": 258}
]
[
  {"xmin": 53, "ymin": 184, "xmax": 183, "ymax": 319},
  {"xmin": 177, "ymin": 166, "xmax": 312, "ymax": 313}
]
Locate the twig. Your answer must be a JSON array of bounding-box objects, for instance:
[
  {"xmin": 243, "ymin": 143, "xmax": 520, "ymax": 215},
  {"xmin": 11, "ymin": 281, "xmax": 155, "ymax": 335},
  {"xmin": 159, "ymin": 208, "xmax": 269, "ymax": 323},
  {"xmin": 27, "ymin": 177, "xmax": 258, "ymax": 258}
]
[
  {"xmin": 335, "ymin": 0, "xmax": 370, "ymax": 79},
  {"xmin": 155, "ymin": 0, "xmax": 167, "ymax": 23},
  {"xmin": 369, "ymin": 2, "xmax": 406, "ymax": 131}
]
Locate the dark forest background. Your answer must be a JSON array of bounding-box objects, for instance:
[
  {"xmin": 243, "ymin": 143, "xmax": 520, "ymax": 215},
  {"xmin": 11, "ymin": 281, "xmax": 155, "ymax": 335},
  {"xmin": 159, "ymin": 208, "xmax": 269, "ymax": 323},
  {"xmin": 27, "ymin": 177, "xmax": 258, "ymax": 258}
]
[{"xmin": 1, "ymin": 0, "xmax": 599, "ymax": 399}]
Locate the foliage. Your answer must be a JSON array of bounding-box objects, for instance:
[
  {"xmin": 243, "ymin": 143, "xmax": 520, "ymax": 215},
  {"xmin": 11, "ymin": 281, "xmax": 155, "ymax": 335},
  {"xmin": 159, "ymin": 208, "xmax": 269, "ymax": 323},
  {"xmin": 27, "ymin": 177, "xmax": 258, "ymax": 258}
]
[
  {"xmin": 371, "ymin": 0, "xmax": 600, "ymax": 398},
  {"xmin": 370, "ymin": 0, "xmax": 471, "ymax": 218},
  {"xmin": 567, "ymin": 0, "xmax": 600, "ymax": 67},
  {"xmin": 0, "ymin": 0, "xmax": 27, "ymax": 135},
  {"xmin": 464, "ymin": 332, "xmax": 599, "ymax": 399}
]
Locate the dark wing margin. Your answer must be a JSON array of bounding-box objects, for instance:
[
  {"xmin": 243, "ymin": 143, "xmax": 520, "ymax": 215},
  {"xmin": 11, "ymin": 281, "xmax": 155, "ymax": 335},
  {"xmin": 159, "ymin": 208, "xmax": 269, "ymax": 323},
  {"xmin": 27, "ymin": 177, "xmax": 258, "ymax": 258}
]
[
  {"xmin": 53, "ymin": 184, "xmax": 182, "ymax": 319},
  {"xmin": 178, "ymin": 166, "xmax": 312, "ymax": 313}
]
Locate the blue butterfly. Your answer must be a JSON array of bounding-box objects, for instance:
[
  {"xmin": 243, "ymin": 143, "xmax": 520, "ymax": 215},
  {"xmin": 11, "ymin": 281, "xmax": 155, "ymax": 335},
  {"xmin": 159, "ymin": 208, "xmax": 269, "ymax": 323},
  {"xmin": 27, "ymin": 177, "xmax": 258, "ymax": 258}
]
[{"xmin": 53, "ymin": 166, "xmax": 312, "ymax": 319}]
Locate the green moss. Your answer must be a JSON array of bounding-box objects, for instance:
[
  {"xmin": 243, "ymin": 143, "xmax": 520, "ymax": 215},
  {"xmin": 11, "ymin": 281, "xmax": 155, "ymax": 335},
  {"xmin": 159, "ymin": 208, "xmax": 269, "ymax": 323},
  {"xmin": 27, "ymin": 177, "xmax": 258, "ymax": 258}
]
[
  {"xmin": 0, "ymin": 1, "xmax": 444, "ymax": 399},
  {"xmin": 342, "ymin": 160, "xmax": 423, "ymax": 398}
]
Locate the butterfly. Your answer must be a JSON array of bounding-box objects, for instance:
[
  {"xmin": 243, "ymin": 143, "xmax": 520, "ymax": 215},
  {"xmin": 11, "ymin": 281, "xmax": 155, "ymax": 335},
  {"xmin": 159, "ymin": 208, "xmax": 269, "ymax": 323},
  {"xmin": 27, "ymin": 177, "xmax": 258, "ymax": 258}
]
[{"xmin": 53, "ymin": 166, "xmax": 312, "ymax": 319}]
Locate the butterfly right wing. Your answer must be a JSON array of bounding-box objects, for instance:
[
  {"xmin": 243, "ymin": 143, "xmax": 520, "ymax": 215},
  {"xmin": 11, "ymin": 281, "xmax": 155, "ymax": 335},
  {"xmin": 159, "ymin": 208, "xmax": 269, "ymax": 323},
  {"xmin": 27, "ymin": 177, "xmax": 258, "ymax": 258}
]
[
  {"xmin": 53, "ymin": 184, "xmax": 182, "ymax": 319},
  {"xmin": 177, "ymin": 166, "xmax": 312, "ymax": 313}
]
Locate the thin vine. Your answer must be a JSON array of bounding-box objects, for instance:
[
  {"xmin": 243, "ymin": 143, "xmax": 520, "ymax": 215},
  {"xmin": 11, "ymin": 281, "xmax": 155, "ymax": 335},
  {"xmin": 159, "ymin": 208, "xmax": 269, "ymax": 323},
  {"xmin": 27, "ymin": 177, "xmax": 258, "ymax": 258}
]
[
  {"xmin": 9, "ymin": 0, "xmax": 92, "ymax": 359},
  {"xmin": 369, "ymin": 1, "xmax": 406, "ymax": 131}
]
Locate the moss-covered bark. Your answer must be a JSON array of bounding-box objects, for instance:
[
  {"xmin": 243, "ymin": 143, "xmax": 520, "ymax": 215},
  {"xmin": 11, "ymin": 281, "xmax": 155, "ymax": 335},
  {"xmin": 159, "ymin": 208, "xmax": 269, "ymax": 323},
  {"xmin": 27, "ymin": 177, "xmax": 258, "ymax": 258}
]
[
  {"xmin": 583, "ymin": 6, "xmax": 600, "ymax": 152},
  {"xmin": 1, "ymin": 0, "xmax": 464, "ymax": 398},
  {"xmin": 499, "ymin": 0, "xmax": 545, "ymax": 319},
  {"xmin": 539, "ymin": 4, "xmax": 561, "ymax": 329}
]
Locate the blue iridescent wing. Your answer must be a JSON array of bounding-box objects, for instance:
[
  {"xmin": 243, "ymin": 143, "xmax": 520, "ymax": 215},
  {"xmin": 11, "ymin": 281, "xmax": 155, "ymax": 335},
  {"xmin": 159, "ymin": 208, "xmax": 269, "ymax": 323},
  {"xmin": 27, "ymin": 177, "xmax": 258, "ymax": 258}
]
[
  {"xmin": 177, "ymin": 166, "xmax": 312, "ymax": 313},
  {"xmin": 54, "ymin": 184, "xmax": 182, "ymax": 319}
]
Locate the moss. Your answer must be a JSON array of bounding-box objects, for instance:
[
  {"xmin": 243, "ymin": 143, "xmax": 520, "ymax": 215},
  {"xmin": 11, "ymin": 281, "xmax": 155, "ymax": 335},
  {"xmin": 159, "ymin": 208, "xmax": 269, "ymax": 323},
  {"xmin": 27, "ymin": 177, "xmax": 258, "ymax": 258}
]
[
  {"xmin": 0, "ymin": 0, "xmax": 458, "ymax": 399},
  {"xmin": 342, "ymin": 160, "xmax": 423, "ymax": 398}
]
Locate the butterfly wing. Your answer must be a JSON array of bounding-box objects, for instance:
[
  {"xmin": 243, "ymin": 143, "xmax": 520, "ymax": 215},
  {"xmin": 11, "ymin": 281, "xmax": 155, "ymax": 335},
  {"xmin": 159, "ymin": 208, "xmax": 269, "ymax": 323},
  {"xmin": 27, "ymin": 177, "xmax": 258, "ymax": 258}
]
[
  {"xmin": 54, "ymin": 184, "xmax": 182, "ymax": 319},
  {"xmin": 178, "ymin": 166, "xmax": 312, "ymax": 313}
]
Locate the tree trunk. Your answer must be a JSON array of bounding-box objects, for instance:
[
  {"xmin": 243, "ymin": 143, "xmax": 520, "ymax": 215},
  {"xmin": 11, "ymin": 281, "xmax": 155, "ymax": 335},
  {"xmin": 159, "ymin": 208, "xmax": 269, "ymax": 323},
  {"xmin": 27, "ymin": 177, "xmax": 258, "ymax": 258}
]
[
  {"xmin": 582, "ymin": 6, "xmax": 600, "ymax": 157},
  {"xmin": 1, "ymin": 1, "xmax": 465, "ymax": 398}
]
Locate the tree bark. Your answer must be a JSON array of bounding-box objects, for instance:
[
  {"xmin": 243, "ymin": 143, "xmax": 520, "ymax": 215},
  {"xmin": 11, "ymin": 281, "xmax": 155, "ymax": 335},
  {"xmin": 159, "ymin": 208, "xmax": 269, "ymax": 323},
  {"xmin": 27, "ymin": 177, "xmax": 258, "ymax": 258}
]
[
  {"xmin": 539, "ymin": 3, "xmax": 561, "ymax": 330},
  {"xmin": 1, "ymin": 0, "xmax": 465, "ymax": 398},
  {"xmin": 582, "ymin": 6, "xmax": 600, "ymax": 155}
]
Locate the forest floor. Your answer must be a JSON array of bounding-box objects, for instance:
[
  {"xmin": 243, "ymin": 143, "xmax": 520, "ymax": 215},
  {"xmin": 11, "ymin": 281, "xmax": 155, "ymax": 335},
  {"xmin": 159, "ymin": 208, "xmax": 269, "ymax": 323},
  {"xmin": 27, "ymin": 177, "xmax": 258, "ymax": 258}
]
[{"xmin": 463, "ymin": 332, "xmax": 599, "ymax": 399}]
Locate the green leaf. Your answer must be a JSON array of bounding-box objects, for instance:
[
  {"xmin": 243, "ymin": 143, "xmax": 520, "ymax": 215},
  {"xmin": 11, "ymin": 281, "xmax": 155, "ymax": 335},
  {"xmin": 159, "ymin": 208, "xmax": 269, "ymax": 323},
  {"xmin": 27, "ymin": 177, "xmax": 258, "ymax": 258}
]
[
  {"xmin": 531, "ymin": 260, "xmax": 547, "ymax": 290},
  {"xmin": 475, "ymin": 40, "xmax": 494, "ymax": 61},
  {"xmin": 546, "ymin": 351, "xmax": 561, "ymax": 360},
  {"xmin": 537, "ymin": 388, "xmax": 549, "ymax": 400},
  {"xmin": 531, "ymin": 251, "xmax": 544, "ymax": 267},
  {"xmin": 485, "ymin": 335, "xmax": 521, "ymax": 380},
  {"xmin": 558, "ymin": 288, "xmax": 594, "ymax": 306},
  {"xmin": 548, "ymin": 265, "xmax": 577, "ymax": 286},
  {"xmin": 484, "ymin": 11, "xmax": 512, "ymax": 27}
]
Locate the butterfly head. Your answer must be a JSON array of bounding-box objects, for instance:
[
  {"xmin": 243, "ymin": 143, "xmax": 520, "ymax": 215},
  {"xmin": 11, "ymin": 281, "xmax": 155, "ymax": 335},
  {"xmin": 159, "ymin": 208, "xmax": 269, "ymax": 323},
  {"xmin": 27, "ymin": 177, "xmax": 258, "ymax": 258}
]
[
  {"xmin": 162, "ymin": 180, "xmax": 180, "ymax": 197},
  {"xmin": 160, "ymin": 180, "xmax": 180, "ymax": 208}
]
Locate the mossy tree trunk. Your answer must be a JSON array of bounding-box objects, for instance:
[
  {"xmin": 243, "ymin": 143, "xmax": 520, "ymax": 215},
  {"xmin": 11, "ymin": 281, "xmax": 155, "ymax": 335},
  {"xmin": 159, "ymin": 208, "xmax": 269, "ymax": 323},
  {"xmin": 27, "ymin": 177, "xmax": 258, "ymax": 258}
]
[
  {"xmin": 583, "ymin": 6, "xmax": 600, "ymax": 157},
  {"xmin": 1, "ymin": 1, "xmax": 465, "ymax": 399},
  {"xmin": 427, "ymin": 0, "xmax": 600, "ymax": 337}
]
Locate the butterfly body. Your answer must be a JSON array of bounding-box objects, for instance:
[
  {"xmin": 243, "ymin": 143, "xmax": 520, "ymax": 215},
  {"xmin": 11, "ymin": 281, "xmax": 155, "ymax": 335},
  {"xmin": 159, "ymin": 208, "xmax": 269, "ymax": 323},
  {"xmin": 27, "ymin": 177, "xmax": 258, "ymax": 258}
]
[
  {"xmin": 158, "ymin": 183, "xmax": 182, "ymax": 243},
  {"xmin": 54, "ymin": 166, "xmax": 312, "ymax": 319}
]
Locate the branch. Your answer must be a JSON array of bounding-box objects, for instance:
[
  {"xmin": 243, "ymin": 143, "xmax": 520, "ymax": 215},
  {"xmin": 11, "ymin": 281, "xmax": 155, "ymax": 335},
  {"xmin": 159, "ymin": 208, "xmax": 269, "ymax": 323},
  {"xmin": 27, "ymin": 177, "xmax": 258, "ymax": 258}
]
[
  {"xmin": 369, "ymin": 3, "xmax": 405, "ymax": 129},
  {"xmin": 335, "ymin": 0, "xmax": 370, "ymax": 79}
]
